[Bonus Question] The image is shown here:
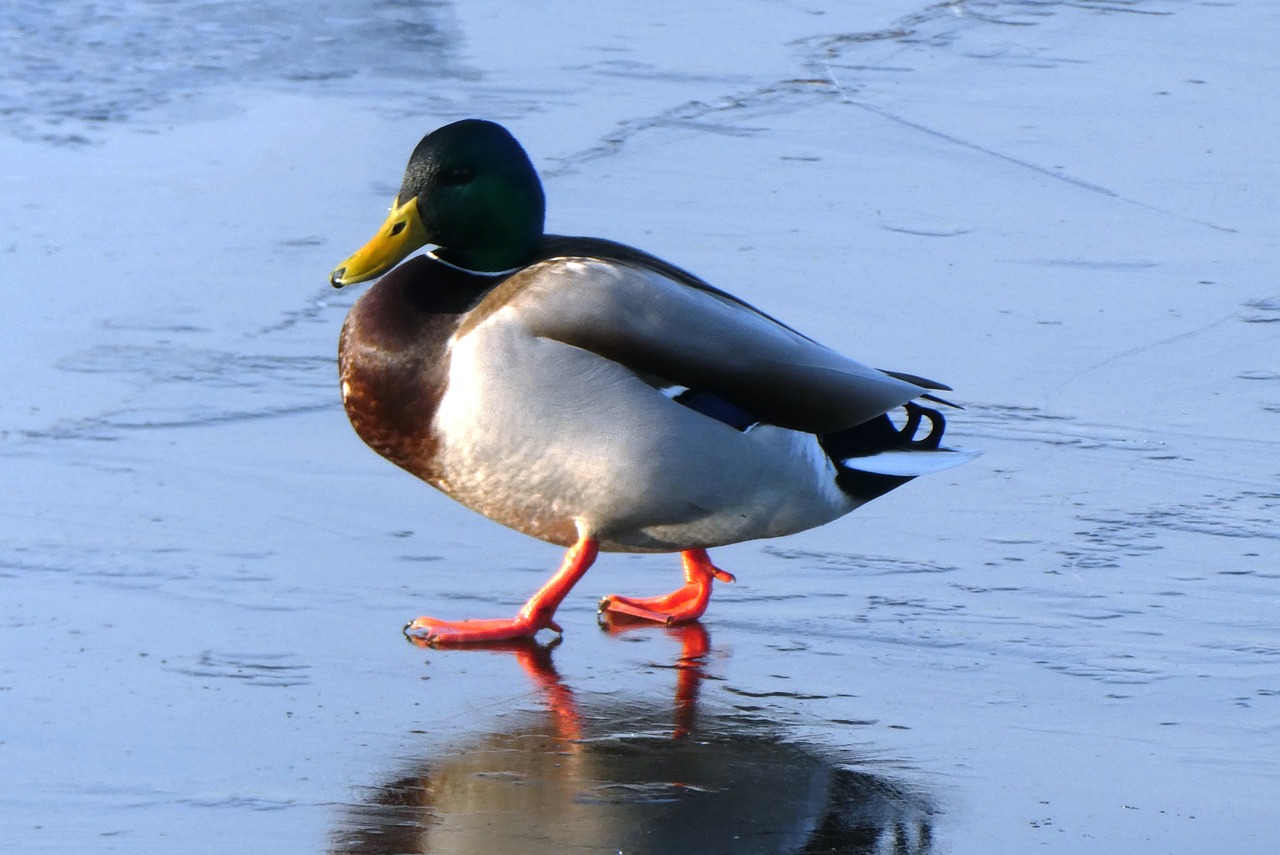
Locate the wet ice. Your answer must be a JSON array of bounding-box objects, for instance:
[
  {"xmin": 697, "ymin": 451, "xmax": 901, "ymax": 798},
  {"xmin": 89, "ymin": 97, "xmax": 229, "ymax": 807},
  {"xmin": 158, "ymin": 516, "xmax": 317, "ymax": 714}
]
[{"xmin": 2, "ymin": 1, "xmax": 1278, "ymax": 853}]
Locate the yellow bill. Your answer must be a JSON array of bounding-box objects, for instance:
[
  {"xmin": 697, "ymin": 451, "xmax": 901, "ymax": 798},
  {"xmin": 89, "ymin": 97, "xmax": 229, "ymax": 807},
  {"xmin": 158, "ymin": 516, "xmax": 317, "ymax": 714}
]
[{"xmin": 329, "ymin": 196, "xmax": 429, "ymax": 288}]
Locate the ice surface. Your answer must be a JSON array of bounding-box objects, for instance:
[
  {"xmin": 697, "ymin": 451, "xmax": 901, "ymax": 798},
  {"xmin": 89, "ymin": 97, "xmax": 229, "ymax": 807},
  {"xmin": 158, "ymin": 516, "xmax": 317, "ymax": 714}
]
[{"xmin": 2, "ymin": 1, "xmax": 1277, "ymax": 853}]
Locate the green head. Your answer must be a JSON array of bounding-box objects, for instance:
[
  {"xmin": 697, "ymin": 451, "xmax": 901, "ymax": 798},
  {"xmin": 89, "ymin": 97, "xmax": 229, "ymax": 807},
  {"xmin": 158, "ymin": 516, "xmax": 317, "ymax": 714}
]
[{"xmin": 330, "ymin": 119, "xmax": 546, "ymax": 287}]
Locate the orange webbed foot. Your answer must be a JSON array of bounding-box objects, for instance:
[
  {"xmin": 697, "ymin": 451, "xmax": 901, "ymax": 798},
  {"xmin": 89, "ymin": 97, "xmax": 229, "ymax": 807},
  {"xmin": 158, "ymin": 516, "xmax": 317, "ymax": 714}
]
[
  {"xmin": 599, "ymin": 548, "xmax": 734, "ymax": 626},
  {"xmin": 405, "ymin": 614, "xmax": 562, "ymax": 646},
  {"xmin": 405, "ymin": 536, "xmax": 599, "ymax": 647}
]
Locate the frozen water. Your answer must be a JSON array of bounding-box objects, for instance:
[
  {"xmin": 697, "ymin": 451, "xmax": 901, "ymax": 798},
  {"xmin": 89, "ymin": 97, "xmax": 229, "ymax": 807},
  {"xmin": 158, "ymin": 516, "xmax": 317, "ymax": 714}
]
[{"xmin": 2, "ymin": 1, "xmax": 1277, "ymax": 853}]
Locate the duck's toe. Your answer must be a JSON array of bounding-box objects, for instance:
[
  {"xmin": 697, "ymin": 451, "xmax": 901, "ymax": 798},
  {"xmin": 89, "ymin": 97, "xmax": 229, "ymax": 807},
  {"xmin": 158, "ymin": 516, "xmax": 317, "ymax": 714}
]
[
  {"xmin": 404, "ymin": 614, "xmax": 562, "ymax": 647},
  {"xmin": 597, "ymin": 548, "xmax": 734, "ymax": 626}
]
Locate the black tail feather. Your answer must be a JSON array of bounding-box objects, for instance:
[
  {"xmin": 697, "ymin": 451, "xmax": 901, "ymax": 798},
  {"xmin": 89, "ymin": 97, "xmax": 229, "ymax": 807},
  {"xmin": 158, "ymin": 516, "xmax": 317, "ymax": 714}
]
[
  {"xmin": 821, "ymin": 402, "xmax": 946, "ymax": 459},
  {"xmin": 820, "ymin": 403, "xmax": 949, "ymax": 502}
]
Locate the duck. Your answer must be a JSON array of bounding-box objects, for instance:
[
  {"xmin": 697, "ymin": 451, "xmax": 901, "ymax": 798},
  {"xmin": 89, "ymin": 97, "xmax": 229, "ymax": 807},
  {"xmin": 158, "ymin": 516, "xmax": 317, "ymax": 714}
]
[{"xmin": 330, "ymin": 119, "xmax": 972, "ymax": 646}]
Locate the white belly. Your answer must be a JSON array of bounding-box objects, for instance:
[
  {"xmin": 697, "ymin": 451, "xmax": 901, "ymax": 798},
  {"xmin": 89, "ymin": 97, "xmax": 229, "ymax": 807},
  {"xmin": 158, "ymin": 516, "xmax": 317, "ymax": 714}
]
[{"xmin": 431, "ymin": 309, "xmax": 856, "ymax": 552}]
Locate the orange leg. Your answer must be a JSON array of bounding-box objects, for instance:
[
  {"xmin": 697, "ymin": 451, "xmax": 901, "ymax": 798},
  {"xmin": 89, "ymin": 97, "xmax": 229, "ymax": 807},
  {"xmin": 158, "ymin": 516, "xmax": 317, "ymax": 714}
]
[
  {"xmin": 598, "ymin": 548, "xmax": 735, "ymax": 625},
  {"xmin": 406, "ymin": 536, "xmax": 600, "ymax": 646}
]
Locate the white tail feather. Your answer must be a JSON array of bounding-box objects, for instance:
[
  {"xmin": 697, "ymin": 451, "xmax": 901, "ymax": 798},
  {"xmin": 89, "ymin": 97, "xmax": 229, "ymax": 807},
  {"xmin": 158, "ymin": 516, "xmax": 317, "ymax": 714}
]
[{"xmin": 841, "ymin": 448, "xmax": 979, "ymax": 477}]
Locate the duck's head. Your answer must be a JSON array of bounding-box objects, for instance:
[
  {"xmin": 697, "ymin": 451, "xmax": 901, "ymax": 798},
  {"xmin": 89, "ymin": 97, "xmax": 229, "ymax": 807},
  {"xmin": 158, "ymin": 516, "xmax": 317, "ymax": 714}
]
[{"xmin": 330, "ymin": 119, "xmax": 546, "ymax": 288}]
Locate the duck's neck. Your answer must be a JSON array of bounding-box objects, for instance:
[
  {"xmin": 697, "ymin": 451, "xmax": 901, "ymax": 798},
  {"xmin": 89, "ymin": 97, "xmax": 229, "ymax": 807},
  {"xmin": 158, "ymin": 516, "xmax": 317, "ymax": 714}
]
[
  {"xmin": 426, "ymin": 249, "xmax": 523, "ymax": 278},
  {"xmin": 434, "ymin": 185, "xmax": 544, "ymax": 273}
]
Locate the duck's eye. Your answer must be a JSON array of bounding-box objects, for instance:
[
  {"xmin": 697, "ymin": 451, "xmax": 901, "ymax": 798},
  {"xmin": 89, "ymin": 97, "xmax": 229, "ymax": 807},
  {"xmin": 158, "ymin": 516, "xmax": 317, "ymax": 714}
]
[{"xmin": 443, "ymin": 166, "xmax": 475, "ymax": 185}]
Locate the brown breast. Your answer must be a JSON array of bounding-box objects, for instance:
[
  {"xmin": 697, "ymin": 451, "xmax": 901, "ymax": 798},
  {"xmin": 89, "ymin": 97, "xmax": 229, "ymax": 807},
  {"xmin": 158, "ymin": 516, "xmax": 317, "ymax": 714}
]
[{"xmin": 338, "ymin": 256, "xmax": 493, "ymax": 485}]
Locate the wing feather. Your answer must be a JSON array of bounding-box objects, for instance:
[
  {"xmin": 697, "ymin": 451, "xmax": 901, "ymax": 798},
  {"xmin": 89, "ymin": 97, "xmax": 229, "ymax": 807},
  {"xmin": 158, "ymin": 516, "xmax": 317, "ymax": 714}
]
[{"xmin": 488, "ymin": 256, "xmax": 931, "ymax": 434}]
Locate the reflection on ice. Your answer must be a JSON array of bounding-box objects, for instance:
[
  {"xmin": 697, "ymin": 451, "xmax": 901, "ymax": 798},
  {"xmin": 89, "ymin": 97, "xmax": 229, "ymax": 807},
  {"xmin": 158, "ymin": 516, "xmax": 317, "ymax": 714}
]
[{"xmin": 332, "ymin": 626, "xmax": 933, "ymax": 854}]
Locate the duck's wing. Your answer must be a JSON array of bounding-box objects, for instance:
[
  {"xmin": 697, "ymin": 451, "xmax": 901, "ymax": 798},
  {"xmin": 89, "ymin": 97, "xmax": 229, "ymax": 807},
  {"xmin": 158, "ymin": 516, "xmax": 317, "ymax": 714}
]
[
  {"xmin": 540, "ymin": 236, "xmax": 961, "ymax": 408},
  {"xmin": 472, "ymin": 241, "xmax": 938, "ymax": 434},
  {"xmin": 535, "ymin": 235, "xmax": 815, "ymax": 336}
]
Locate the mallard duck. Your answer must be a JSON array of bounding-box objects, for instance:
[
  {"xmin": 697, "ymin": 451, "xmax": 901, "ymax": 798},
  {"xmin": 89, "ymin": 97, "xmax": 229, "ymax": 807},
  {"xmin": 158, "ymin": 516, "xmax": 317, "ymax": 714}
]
[{"xmin": 330, "ymin": 119, "xmax": 971, "ymax": 645}]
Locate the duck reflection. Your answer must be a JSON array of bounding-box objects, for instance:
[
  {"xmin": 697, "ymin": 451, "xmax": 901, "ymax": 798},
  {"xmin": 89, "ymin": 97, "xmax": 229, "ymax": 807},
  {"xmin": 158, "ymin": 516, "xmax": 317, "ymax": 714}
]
[{"xmin": 332, "ymin": 625, "xmax": 934, "ymax": 854}]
